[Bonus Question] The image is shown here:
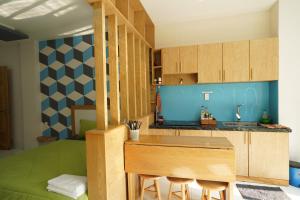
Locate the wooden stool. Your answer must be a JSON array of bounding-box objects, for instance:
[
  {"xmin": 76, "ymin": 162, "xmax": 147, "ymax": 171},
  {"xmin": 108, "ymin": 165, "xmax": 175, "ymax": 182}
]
[
  {"xmin": 167, "ymin": 177, "xmax": 193, "ymax": 200},
  {"xmin": 139, "ymin": 174, "xmax": 162, "ymax": 200},
  {"xmin": 197, "ymin": 180, "xmax": 227, "ymax": 200}
]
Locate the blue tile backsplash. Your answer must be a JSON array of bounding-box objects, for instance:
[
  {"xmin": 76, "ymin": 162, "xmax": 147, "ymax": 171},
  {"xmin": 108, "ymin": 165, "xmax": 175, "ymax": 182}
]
[{"xmin": 158, "ymin": 81, "xmax": 278, "ymax": 123}]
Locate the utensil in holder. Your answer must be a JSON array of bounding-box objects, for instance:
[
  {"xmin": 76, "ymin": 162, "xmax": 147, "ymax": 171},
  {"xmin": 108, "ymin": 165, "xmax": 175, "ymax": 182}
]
[
  {"xmin": 130, "ymin": 129, "xmax": 140, "ymax": 141},
  {"xmin": 126, "ymin": 120, "xmax": 142, "ymax": 141}
]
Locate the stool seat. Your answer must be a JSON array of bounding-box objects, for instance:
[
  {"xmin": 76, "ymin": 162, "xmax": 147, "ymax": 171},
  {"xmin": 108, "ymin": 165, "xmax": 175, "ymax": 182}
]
[
  {"xmin": 139, "ymin": 174, "xmax": 162, "ymax": 180},
  {"xmin": 167, "ymin": 177, "xmax": 194, "ymax": 184},
  {"xmin": 197, "ymin": 180, "xmax": 227, "ymax": 200},
  {"xmin": 197, "ymin": 180, "xmax": 227, "ymax": 191}
]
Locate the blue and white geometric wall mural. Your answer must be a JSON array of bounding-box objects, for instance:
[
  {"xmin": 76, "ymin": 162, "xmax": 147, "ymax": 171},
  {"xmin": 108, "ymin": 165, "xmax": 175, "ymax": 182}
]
[{"xmin": 39, "ymin": 34, "xmax": 109, "ymax": 139}]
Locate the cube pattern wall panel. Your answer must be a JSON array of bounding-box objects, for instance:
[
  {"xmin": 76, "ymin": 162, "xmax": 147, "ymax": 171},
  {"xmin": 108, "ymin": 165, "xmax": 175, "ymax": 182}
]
[{"xmin": 39, "ymin": 34, "xmax": 109, "ymax": 139}]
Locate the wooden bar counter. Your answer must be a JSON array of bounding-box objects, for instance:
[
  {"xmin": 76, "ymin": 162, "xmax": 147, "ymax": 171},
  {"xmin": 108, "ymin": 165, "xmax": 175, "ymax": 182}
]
[{"xmin": 125, "ymin": 135, "xmax": 236, "ymax": 199}]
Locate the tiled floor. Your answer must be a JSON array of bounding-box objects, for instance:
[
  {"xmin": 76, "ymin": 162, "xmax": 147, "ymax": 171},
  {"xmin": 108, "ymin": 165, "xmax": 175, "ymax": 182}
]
[{"xmin": 143, "ymin": 177, "xmax": 300, "ymax": 200}]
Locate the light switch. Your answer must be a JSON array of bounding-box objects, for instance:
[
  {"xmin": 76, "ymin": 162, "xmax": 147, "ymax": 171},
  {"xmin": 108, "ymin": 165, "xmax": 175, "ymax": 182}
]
[{"xmin": 204, "ymin": 93, "xmax": 209, "ymax": 101}]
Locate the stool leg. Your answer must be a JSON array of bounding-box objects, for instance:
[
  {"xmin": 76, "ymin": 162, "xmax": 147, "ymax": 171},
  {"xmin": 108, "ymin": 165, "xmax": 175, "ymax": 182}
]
[
  {"xmin": 154, "ymin": 180, "xmax": 161, "ymax": 200},
  {"xmin": 219, "ymin": 191, "xmax": 225, "ymax": 200},
  {"xmin": 201, "ymin": 189, "xmax": 205, "ymax": 200},
  {"xmin": 168, "ymin": 183, "xmax": 173, "ymax": 200},
  {"xmin": 140, "ymin": 178, "xmax": 145, "ymax": 200},
  {"xmin": 207, "ymin": 191, "xmax": 211, "ymax": 200},
  {"xmin": 181, "ymin": 184, "xmax": 186, "ymax": 200},
  {"xmin": 185, "ymin": 184, "xmax": 190, "ymax": 200}
]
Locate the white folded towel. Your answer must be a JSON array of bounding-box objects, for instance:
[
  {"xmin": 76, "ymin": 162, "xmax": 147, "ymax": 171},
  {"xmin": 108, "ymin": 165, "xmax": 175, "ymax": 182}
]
[{"xmin": 47, "ymin": 174, "xmax": 87, "ymax": 199}]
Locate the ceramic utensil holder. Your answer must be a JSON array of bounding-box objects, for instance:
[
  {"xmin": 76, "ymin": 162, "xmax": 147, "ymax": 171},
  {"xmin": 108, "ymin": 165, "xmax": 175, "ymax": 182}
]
[{"xmin": 130, "ymin": 129, "xmax": 140, "ymax": 141}]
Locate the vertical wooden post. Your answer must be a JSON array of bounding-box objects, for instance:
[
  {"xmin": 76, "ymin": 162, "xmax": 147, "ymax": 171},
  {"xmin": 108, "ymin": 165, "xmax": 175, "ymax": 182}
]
[
  {"xmin": 108, "ymin": 14, "xmax": 120, "ymax": 125},
  {"xmin": 93, "ymin": 2, "xmax": 108, "ymax": 130},
  {"xmin": 140, "ymin": 42, "xmax": 146, "ymax": 116},
  {"xmin": 128, "ymin": 33, "xmax": 137, "ymax": 119},
  {"xmin": 143, "ymin": 44, "xmax": 148, "ymax": 115},
  {"xmin": 119, "ymin": 25, "xmax": 130, "ymax": 121},
  {"xmin": 135, "ymin": 38, "xmax": 142, "ymax": 117},
  {"xmin": 146, "ymin": 47, "xmax": 151, "ymax": 114}
]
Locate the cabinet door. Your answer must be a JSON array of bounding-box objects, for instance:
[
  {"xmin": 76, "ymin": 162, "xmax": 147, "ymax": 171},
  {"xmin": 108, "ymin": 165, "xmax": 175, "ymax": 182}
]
[
  {"xmin": 180, "ymin": 46, "xmax": 198, "ymax": 74},
  {"xmin": 147, "ymin": 129, "xmax": 176, "ymax": 136},
  {"xmin": 198, "ymin": 43, "xmax": 223, "ymax": 83},
  {"xmin": 249, "ymin": 132, "xmax": 289, "ymax": 180},
  {"xmin": 162, "ymin": 48, "xmax": 180, "ymax": 74},
  {"xmin": 250, "ymin": 38, "xmax": 278, "ymax": 81},
  {"xmin": 179, "ymin": 130, "xmax": 211, "ymax": 137},
  {"xmin": 223, "ymin": 41, "xmax": 249, "ymax": 82},
  {"xmin": 212, "ymin": 131, "xmax": 248, "ymax": 176},
  {"xmin": 0, "ymin": 67, "xmax": 10, "ymax": 149}
]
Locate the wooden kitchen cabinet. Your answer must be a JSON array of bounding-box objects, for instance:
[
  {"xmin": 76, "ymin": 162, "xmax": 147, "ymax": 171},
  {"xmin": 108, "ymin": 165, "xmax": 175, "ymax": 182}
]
[
  {"xmin": 249, "ymin": 132, "xmax": 289, "ymax": 180},
  {"xmin": 250, "ymin": 38, "xmax": 279, "ymax": 81},
  {"xmin": 179, "ymin": 130, "xmax": 211, "ymax": 137},
  {"xmin": 0, "ymin": 67, "xmax": 11, "ymax": 150},
  {"xmin": 198, "ymin": 43, "xmax": 223, "ymax": 83},
  {"xmin": 162, "ymin": 47, "xmax": 179, "ymax": 74},
  {"xmin": 162, "ymin": 46, "xmax": 197, "ymax": 75},
  {"xmin": 212, "ymin": 131, "xmax": 249, "ymax": 176},
  {"xmin": 223, "ymin": 40, "xmax": 250, "ymax": 82},
  {"xmin": 147, "ymin": 129, "xmax": 176, "ymax": 136},
  {"xmin": 180, "ymin": 45, "xmax": 198, "ymax": 74}
]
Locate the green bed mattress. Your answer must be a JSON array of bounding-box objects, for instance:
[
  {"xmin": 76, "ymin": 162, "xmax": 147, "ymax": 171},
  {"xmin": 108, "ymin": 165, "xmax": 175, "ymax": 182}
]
[{"xmin": 0, "ymin": 140, "xmax": 88, "ymax": 200}]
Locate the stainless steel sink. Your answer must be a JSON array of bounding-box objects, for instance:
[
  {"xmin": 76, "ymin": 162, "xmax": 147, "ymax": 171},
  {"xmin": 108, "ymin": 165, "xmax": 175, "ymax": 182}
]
[{"xmin": 222, "ymin": 121, "xmax": 259, "ymax": 128}]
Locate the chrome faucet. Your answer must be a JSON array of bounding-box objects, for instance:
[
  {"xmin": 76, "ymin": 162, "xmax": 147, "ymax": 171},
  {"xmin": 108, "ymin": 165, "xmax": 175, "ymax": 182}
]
[{"xmin": 236, "ymin": 104, "xmax": 243, "ymax": 121}]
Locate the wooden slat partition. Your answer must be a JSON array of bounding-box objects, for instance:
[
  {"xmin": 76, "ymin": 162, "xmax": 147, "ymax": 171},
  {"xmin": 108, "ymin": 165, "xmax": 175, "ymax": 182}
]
[
  {"xmin": 128, "ymin": 33, "xmax": 137, "ymax": 119},
  {"xmin": 108, "ymin": 14, "xmax": 120, "ymax": 125},
  {"xmin": 86, "ymin": 0, "xmax": 155, "ymax": 199},
  {"xmin": 93, "ymin": 2, "xmax": 108, "ymax": 130},
  {"xmin": 135, "ymin": 38, "xmax": 142, "ymax": 117},
  {"xmin": 86, "ymin": 114, "xmax": 154, "ymax": 200},
  {"xmin": 88, "ymin": 0, "xmax": 153, "ymax": 48},
  {"xmin": 119, "ymin": 25, "xmax": 130, "ymax": 121}
]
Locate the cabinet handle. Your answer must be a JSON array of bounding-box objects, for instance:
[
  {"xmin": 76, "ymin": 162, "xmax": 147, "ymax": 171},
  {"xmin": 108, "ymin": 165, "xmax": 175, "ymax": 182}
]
[
  {"xmin": 250, "ymin": 68, "xmax": 253, "ymax": 80},
  {"xmin": 223, "ymin": 70, "xmax": 225, "ymax": 81},
  {"xmin": 249, "ymin": 132, "xmax": 251, "ymax": 145},
  {"xmin": 244, "ymin": 133, "xmax": 247, "ymax": 144},
  {"xmin": 180, "ymin": 62, "xmax": 182, "ymax": 73},
  {"xmin": 176, "ymin": 62, "xmax": 178, "ymax": 73},
  {"xmin": 219, "ymin": 70, "xmax": 221, "ymax": 81}
]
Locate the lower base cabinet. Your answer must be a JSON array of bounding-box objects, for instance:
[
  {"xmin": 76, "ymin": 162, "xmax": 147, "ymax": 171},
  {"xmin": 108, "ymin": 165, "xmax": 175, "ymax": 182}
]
[
  {"xmin": 213, "ymin": 130, "xmax": 289, "ymax": 182},
  {"xmin": 249, "ymin": 132, "xmax": 289, "ymax": 180},
  {"xmin": 212, "ymin": 131, "xmax": 248, "ymax": 176}
]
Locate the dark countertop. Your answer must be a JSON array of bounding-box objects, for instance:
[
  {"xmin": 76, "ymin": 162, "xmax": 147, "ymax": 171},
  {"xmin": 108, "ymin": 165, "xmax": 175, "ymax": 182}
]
[{"xmin": 149, "ymin": 121, "xmax": 292, "ymax": 133}]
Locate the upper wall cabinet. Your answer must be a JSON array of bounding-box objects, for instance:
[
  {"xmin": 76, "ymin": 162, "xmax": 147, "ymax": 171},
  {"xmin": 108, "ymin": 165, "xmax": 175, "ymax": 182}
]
[
  {"xmin": 180, "ymin": 46, "xmax": 198, "ymax": 74},
  {"xmin": 223, "ymin": 40, "xmax": 250, "ymax": 83},
  {"xmin": 250, "ymin": 38, "xmax": 279, "ymax": 81},
  {"xmin": 198, "ymin": 43, "xmax": 222, "ymax": 83},
  {"xmin": 162, "ymin": 47, "xmax": 180, "ymax": 74},
  {"xmin": 162, "ymin": 46, "xmax": 198, "ymax": 75}
]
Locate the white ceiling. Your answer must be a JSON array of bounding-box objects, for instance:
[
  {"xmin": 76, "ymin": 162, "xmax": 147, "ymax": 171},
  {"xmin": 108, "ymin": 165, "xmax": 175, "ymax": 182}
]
[
  {"xmin": 140, "ymin": 0, "xmax": 277, "ymax": 25},
  {"xmin": 0, "ymin": 0, "xmax": 277, "ymax": 40},
  {"xmin": 0, "ymin": 0, "xmax": 93, "ymax": 40}
]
